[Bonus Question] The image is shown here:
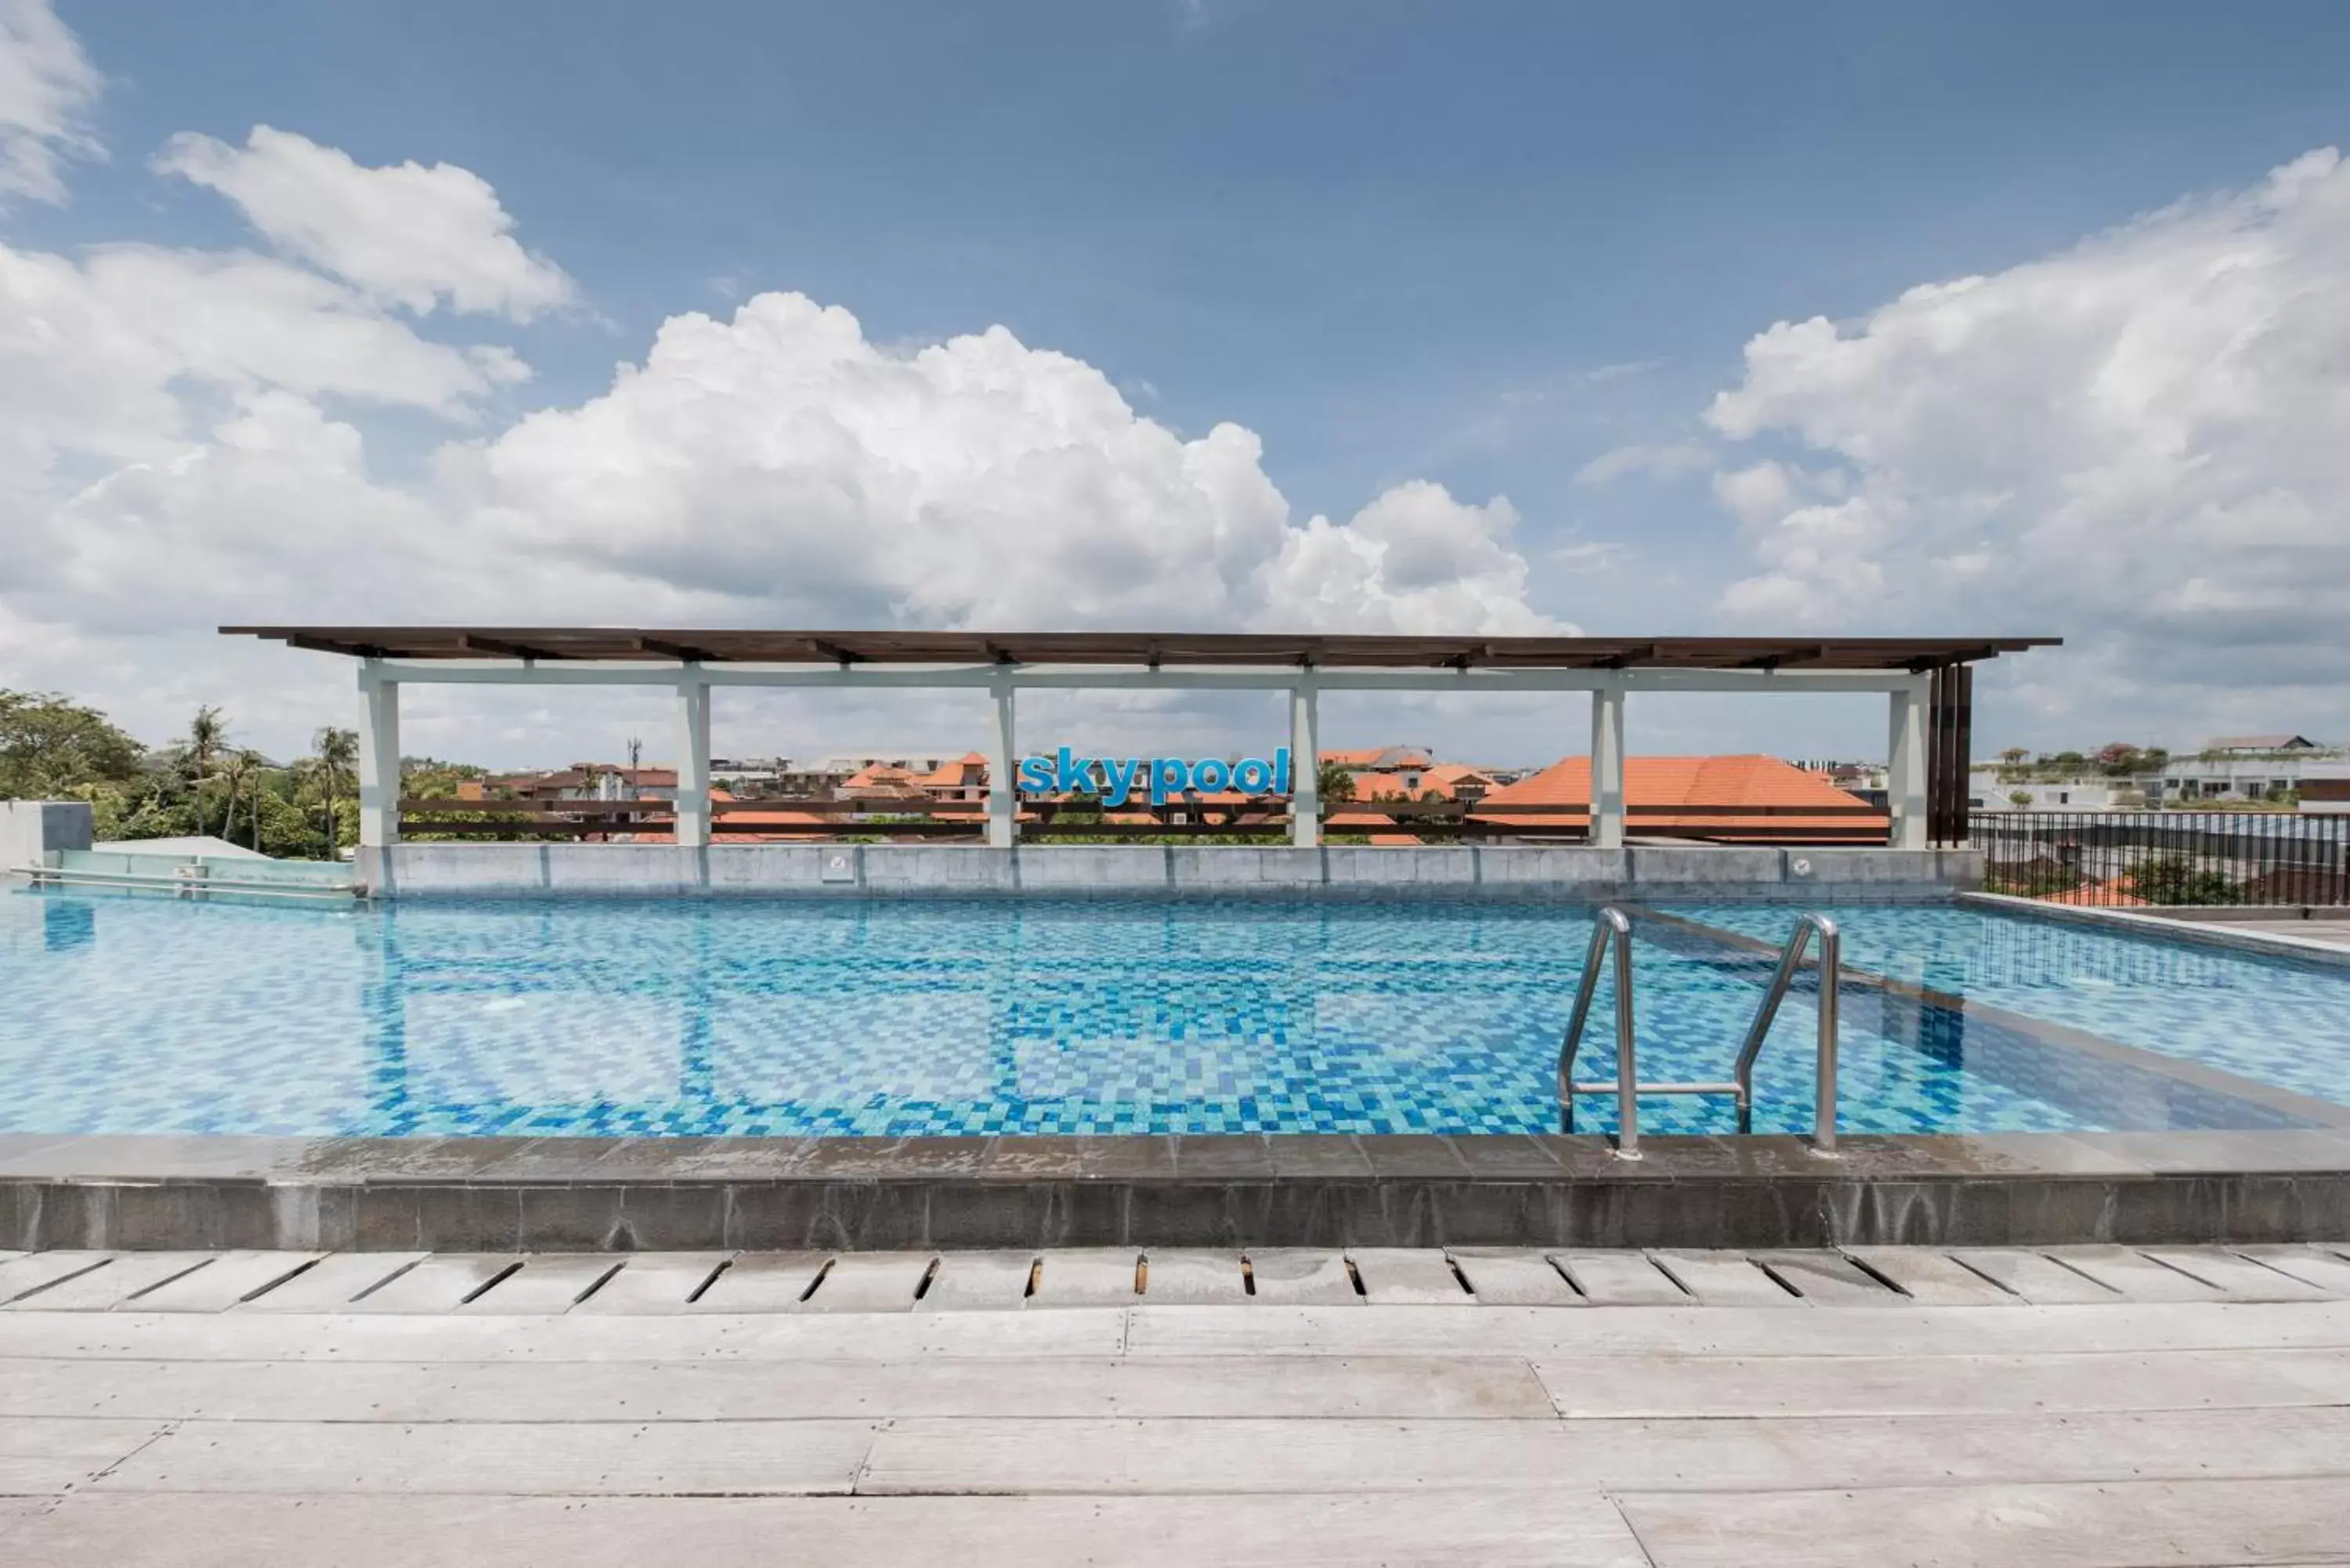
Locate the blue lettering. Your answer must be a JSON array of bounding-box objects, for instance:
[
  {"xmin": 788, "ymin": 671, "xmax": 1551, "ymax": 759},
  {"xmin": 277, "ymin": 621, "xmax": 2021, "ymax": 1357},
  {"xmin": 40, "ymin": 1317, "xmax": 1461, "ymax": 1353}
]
[
  {"xmin": 1016, "ymin": 746, "xmax": 1292, "ymax": 800},
  {"xmin": 1150, "ymin": 758, "xmax": 1189, "ymax": 807},
  {"xmin": 1054, "ymin": 746, "xmax": 1100, "ymax": 796}
]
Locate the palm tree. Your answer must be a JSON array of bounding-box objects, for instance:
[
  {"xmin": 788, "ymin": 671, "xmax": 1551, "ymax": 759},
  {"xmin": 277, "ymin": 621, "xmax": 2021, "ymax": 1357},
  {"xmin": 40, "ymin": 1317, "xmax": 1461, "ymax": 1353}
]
[
  {"xmin": 235, "ymin": 750, "xmax": 269, "ymax": 851},
  {"xmin": 216, "ymin": 750, "xmax": 254, "ymax": 846},
  {"xmin": 186, "ymin": 706, "xmax": 226, "ymax": 836},
  {"xmin": 313, "ymin": 727, "xmax": 358, "ymax": 858}
]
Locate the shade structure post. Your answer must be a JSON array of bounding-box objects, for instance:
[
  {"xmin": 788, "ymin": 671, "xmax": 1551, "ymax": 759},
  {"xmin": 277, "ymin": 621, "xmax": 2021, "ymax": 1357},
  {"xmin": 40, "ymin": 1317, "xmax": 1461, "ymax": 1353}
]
[
  {"xmin": 1887, "ymin": 680, "xmax": 1928, "ymax": 849},
  {"xmin": 356, "ymin": 663, "xmax": 401, "ymax": 849},
  {"xmin": 988, "ymin": 673, "xmax": 1017, "ymax": 849},
  {"xmin": 1589, "ymin": 681, "xmax": 1626, "ymax": 849},
  {"xmin": 1290, "ymin": 681, "xmax": 1320, "ymax": 847},
  {"xmin": 675, "ymin": 673, "xmax": 711, "ymax": 848}
]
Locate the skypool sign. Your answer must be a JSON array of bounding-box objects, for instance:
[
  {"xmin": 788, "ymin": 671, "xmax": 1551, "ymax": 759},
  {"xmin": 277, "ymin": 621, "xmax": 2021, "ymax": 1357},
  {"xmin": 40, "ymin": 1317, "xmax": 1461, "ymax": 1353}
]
[{"xmin": 1016, "ymin": 746, "xmax": 1292, "ymax": 807}]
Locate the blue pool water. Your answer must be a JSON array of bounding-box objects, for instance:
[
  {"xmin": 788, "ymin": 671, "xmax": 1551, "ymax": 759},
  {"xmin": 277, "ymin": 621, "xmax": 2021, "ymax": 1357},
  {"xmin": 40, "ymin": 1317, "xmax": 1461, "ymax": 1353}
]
[{"xmin": 0, "ymin": 889, "xmax": 2342, "ymax": 1139}]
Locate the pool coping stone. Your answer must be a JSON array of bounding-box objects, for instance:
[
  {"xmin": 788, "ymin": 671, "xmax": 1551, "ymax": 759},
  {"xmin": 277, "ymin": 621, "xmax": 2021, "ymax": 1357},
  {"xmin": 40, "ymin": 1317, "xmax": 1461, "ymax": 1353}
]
[{"xmin": 5, "ymin": 1129, "xmax": 2349, "ymax": 1251}]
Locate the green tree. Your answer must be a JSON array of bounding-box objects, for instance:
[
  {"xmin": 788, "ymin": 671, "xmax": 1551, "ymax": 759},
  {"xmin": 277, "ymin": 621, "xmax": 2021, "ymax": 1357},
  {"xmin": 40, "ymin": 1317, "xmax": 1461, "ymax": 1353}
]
[
  {"xmin": 252, "ymin": 785, "xmax": 324, "ymax": 859},
  {"xmin": 216, "ymin": 749, "xmax": 257, "ymax": 847},
  {"xmin": 309, "ymin": 727, "xmax": 359, "ymax": 858},
  {"xmin": 1314, "ymin": 759, "xmax": 1357, "ymax": 805},
  {"xmin": 184, "ymin": 706, "xmax": 227, "ymax": 837},
  {"xmin": 0, "ymin": 690, "xmax": 144, "ymax": 798},
  {"xmin": 403, "ymin": 757, "xmax": 489, "ymax": 799},
  {"xmin": 2124, "ymin": 855, "xmax": 2237, "ymax": 905}
]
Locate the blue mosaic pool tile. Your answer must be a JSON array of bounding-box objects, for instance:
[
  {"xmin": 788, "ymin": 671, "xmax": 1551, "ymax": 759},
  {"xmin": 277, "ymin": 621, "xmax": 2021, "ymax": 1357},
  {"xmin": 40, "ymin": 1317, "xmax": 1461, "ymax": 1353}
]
[{"xmin": 0, "ymin": 887, "xmax": 2337, "ymax": 1139}]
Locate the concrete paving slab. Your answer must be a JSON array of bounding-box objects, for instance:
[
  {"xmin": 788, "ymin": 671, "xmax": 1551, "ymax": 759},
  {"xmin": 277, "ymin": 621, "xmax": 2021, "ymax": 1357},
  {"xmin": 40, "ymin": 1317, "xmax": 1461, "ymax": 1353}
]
[
  {"xmin": 1246, "ymin": 1250, "xmax": 1361, "ymax": 1305},
  {"xmin": 1137, "ymin": 1250, "xmax": 1246, "ymax": 1304}
]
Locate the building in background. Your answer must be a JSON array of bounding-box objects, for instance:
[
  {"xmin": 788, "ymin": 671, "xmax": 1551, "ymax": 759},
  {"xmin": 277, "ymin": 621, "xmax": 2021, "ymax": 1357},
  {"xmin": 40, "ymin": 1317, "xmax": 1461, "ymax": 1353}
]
[
  {"xmin": 1470, "ymin": 755, "xmax": 1885, "ymax": 844},
  {"xmin": 1795, "ymin": 759, "xmax": 1889, "ymax": 808},
  {"xmin": 2299, "ymin": 763, "xmax": 2350, "ymax": 816},
  {"xmin": 2203, "ymin": 735, "xmax": 2323, "ymax": 755},
  {"xmin": 2149, "ymin": 738, "xmax": 2345, "ymax": 806},
  {"xmin": 1967, "ymin": 773, "xmax": 2134, "ymax": 812},
  {"xmin": 461, "ymin": 765, "xmax": 678, "ymax": 803}
]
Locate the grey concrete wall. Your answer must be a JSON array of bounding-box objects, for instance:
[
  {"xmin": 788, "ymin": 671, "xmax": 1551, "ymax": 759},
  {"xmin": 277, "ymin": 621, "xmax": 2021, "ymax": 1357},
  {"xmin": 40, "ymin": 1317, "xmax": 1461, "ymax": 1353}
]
[
  {"xmin": 0, "ymin": 800, "xmax": 92, "ymax": 873},
  {"xmin": 361, "ymin": 841, "xmax": 1983, "ymax": 900}
]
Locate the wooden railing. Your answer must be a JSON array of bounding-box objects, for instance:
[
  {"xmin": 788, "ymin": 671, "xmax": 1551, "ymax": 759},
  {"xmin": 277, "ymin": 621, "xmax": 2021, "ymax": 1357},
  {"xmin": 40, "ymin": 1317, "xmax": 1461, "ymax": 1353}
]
[
  {"xmin": 398, "ymin": 797, "xmax": 675, "ymax": 839},
  {"xmin": 1333, "ymin": 800, "xmax": 1888, "ymax": 844},
  {"xmin": 398, "ymin": 794, "xmax": 1891, "ymax": 844}
]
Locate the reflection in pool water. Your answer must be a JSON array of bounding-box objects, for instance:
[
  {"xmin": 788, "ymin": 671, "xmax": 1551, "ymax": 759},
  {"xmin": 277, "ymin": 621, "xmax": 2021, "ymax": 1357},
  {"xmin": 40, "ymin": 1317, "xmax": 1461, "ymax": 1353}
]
[{"xmin": 0, "ymin": 890, "xmax": 2334, "ymax": 1139}]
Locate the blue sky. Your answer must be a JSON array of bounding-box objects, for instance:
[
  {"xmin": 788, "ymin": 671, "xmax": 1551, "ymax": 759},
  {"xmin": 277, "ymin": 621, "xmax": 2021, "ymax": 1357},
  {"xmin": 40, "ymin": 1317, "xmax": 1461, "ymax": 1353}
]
[{"xmin": 6, "ymin": 1, "xmax": 2350, "ymax": 764}]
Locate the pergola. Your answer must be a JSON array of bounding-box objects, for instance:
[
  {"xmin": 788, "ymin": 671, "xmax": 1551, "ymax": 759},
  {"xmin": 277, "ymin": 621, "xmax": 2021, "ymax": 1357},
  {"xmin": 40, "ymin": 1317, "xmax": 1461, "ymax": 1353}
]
[{"xmin": 222, "ymin": 627, "xmax": 2058, "ymax": 852}]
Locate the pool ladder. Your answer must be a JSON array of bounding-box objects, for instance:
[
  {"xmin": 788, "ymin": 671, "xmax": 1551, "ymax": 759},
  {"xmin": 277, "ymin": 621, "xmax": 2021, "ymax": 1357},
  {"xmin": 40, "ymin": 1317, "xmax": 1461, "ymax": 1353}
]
[{"xmin": 1559, "ymin": 907, "xmax": 1841, "ymax": 1160}]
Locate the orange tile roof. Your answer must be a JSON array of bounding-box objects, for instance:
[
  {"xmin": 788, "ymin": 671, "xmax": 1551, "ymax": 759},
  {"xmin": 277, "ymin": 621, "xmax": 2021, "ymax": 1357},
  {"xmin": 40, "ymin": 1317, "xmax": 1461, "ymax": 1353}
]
[
  {"xmin": 1350, "ymin": 762, "xmax": 1496, "ymax": 803},
  {"xmin": 707, "ymin": 785, "xmax": 833, "ymax": 840},
  {"xmin": 1466, "ymin": 754, "xmax": 1885, "ymax": 836},
  {"xmin": 920, "ymin": 752, "xmax": 991, "ymax": 789},
  {"xmin": 1349, "ymin": 771, "xmax": 1413, "ymax": 800},
  {"xmin": 1422, "ymin": 763, "xmax": 1495, "ymax": 789},
  {"xmin": 2043, "ymin": 880, "xmax": 2146, "ymax": 907}
]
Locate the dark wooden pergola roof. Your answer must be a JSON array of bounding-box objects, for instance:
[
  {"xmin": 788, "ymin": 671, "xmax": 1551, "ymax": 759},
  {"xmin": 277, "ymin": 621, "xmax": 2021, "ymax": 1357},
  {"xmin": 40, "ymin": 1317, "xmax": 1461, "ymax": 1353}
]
[{"xmin": 220, "ymin": 627, "xmax": 2058, "ymax": 671}]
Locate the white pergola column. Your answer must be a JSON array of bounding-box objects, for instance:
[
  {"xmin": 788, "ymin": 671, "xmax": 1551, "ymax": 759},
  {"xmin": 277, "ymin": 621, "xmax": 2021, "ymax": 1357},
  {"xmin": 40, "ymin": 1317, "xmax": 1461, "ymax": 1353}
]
[
  {"xmin": 356, "ymin": 664, "xmax": 401, "ymax": 849},
  {"xmin": 1589, "ymin": 681, "xmax": 1626, "ymax": 850},
  {"xmin": 988, "ymin": 674, "xmax": 1017, "ymax": 849},
  {"xmin": 1886, "ymin": 682, "xmax": 1928, "ymax": 850},
  {"xmin": 1290, "ymin": 681, "xmax": 1321, "ymax": 847},
  {"xmin": 675, "ymin": 674, "xmax": 711, "ymax": 848}
]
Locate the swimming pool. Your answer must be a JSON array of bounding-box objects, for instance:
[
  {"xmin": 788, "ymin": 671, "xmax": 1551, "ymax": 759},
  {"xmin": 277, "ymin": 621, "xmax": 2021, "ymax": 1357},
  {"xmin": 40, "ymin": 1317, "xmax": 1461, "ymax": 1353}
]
[{"xmin": 1, "ymin": 889, "xmax": 2341, "ymax": 1140}]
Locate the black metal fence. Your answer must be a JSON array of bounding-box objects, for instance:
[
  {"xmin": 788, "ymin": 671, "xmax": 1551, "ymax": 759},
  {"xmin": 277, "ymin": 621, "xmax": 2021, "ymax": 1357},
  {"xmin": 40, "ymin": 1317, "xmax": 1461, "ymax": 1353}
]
[{"xmin": 1971, "ymin": 811, "xmax": 2350, "ymax": 907}]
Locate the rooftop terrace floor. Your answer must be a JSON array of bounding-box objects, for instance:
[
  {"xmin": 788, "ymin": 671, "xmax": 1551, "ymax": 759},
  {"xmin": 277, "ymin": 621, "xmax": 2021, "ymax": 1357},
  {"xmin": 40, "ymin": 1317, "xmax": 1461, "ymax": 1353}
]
[{"xmin": 2, "ymin": 1242, "xmax": 2348, "ymax": 1566}]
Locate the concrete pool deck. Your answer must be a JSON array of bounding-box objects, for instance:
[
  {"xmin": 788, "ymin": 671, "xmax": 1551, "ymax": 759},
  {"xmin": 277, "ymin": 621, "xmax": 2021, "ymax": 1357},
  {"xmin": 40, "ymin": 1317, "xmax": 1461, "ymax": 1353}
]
[{"xmin": 4, "ymin": 1243, "xmax": 2350, "ymax": 1566}]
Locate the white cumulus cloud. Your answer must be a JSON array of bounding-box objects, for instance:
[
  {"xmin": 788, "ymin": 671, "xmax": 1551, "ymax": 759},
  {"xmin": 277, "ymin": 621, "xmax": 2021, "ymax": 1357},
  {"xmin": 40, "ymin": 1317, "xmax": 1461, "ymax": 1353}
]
[
  {"xmin": 0, "ymin": 0, "xmax": 99, "ymax": 204},
  {"xmin": 0, "ymin": 5, "xmax": 1554, "ymax": 758},
  {"xmin": 1705, "ymin": 147, "xmax": 2350, "ymax": 727},
  {"xmin": 155, "ymin": 125, "xmax": 577, "ymax": 320},
  {"xmin": 446, "ymin": 292, "xmax": 1554, "ymax": 635}
]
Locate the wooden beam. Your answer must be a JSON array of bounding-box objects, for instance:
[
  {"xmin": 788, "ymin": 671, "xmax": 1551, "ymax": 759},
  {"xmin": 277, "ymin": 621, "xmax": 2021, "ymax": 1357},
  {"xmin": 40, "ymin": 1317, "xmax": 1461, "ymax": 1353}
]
[
  {"xmin": 454, "ymin": 634, "xmax": 565, "ymax": 661},
  {"xmin": 219, "ymin": 627, "xmax": 2065, "ymax": 671},
  {"xmin": 287, "ymin": 633, "xmax": 388, "ymax": 659}
]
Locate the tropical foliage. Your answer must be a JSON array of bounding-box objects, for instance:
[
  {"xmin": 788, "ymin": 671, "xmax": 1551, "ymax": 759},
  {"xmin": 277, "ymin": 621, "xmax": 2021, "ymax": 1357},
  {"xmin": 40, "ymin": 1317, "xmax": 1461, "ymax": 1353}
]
[
  {"xmin": 0, "ymin": 689, "xmax": 410, "ymax": 861},
  {"xmin": 0, "ymin": 691, "xmax": 143, "ymax": 798},
  {"xmin": 2122, "ymin": 854, "xmax": 2239, "ymax": 906}
]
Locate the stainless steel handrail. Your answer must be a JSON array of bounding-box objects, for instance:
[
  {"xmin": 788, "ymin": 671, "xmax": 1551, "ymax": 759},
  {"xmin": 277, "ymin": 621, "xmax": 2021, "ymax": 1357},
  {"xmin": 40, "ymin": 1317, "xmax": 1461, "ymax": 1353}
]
[
  {"xmin": 1557, "ymin": 906, "xmax": 1640, "ymax": 1157},
  {"xmin": 1558, "ymin": 906, "xmax": 1747, "ymax": 1159},
  {"xmin": 13, "ymin": 865, "xmax": 364, "ymax": 901},
  {"xmin": 1560, "ymin": 906, "xmax": 1842, "ymax": 1158},
  {"xmin": 1729, "ymin": 912, "xmax": 1841, "ymax": 1154}
]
